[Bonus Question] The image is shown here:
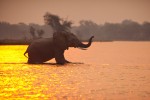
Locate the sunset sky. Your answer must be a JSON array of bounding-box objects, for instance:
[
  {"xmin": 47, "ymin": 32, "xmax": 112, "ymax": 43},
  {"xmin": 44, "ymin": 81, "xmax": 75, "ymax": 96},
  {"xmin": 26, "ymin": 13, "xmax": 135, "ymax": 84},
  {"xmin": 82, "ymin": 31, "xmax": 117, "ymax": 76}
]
[{"xmin": 0, "ymin": 0, "xmax": 150, "ymax": 25}]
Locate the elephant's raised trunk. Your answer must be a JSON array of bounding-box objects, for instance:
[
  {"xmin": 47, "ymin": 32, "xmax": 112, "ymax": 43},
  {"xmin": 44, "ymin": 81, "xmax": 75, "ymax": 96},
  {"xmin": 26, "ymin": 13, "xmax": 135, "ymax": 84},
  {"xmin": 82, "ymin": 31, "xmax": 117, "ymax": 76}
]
[{"xmin": 79, "ymin": 36, "xmax": 94, "ymax": 48}]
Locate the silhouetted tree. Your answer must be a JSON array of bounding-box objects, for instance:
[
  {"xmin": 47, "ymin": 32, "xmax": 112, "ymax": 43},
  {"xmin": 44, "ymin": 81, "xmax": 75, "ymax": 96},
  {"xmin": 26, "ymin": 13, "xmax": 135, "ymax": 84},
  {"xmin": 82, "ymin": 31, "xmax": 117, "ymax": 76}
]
[{"xmin": 43, "ymin": 12, "xmax": 72, "ymax": 32}]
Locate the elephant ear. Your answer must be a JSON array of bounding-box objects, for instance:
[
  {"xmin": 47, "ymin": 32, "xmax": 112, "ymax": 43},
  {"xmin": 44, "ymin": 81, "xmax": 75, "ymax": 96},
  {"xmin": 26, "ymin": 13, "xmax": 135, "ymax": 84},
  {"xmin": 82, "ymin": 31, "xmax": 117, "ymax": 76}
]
[{"xmin": 53, "ymin": 32, "xmax": 68, "ymax": 50}]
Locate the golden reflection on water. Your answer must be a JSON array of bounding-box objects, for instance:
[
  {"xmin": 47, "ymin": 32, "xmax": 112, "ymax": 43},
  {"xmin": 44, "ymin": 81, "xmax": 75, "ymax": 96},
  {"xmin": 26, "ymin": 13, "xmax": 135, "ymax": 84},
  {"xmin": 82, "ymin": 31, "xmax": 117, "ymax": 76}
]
[
  {"xmin": 0, "ymin": 44, "xmax": 150, "ymax": 100},
  {"xmin": 0, "ymin": 63, "xmax": 78, "ymax": 99},
  {"xmin": 0, "ymin": 45, "xmax": 25, "ymax": 63},
  {"xmin": 0, "ymin": 45, "xmax": 77, "ymax": 99}
]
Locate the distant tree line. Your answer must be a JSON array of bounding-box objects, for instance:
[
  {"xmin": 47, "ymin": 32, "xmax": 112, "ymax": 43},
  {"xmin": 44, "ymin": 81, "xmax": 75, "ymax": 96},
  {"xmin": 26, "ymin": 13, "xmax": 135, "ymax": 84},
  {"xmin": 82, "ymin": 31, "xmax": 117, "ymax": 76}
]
[
  {"xmin": 0, "ymin": 22, "xmax": 53, "ymax": 44},
  {"xmin": 0, "ymin": 19, "xmax": 150, "ymax": 44},
  {"xmin": 73, "ymin": 20, "xmax": 150, "ymax": 41}
]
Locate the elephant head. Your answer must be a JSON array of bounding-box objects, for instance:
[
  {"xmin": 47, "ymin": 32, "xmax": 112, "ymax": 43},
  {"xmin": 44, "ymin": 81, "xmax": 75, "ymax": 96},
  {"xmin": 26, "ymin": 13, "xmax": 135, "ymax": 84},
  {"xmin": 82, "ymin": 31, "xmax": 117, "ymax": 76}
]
[{"xmin": 53, "ymin": 31, "xmax": 94, "ymax": 50}]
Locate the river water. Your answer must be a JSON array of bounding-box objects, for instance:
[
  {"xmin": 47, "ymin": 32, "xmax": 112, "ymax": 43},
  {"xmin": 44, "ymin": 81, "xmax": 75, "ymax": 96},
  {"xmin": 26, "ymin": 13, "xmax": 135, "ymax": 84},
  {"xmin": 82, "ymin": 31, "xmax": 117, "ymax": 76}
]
[{"xmin": 0, "ymin": 42, "xmax": 150, "ymax": 100}]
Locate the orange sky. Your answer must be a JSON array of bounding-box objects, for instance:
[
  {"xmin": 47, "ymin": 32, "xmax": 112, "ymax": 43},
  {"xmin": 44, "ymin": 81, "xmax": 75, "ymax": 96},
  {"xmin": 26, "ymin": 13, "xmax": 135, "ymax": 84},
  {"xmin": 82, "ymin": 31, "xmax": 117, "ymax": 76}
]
[{"xmin": 0, "ymin": 0, "xmax": 150, "ymax": 25}]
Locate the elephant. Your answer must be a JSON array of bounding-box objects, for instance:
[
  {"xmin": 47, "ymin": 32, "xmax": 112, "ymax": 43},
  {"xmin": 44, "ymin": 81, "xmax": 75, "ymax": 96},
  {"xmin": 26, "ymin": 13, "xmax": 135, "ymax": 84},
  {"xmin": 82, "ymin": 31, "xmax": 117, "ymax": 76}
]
[{"xmin": 24, "ymin": 31, "xmax": 94, "ymax": 64}]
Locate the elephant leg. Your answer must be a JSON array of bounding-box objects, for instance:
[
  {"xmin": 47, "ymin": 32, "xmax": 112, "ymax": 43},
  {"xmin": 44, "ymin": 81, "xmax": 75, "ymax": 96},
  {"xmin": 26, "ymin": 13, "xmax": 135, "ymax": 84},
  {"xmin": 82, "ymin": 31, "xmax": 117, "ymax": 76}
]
[
  {"xmin": 61, "ymin": 51, "xmax": 71, "ymax": 63},
  {"xmin": 54, "ymin": 49, "xmax": 66, "ymax": 65}
]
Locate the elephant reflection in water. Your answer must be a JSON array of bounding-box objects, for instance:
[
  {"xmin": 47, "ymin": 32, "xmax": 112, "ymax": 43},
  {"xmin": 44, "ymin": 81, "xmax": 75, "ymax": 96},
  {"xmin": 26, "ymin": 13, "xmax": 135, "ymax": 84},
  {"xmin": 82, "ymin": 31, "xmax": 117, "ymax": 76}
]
[{"xmin": 24, "ymin": 31, "xmax": 94, "ymax": 64}]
